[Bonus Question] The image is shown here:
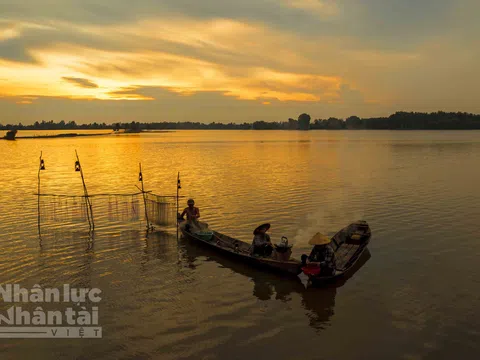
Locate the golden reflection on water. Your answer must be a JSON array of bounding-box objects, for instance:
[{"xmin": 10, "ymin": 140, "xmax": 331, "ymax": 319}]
[{"xmin": 1, "ymin": 130, "xmax": 480, "ymax": 359}]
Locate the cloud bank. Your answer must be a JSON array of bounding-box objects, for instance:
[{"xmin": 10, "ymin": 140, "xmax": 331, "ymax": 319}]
[{"xmin": 0, "ymin": 0, "xmax": 479, "ymax": 123}]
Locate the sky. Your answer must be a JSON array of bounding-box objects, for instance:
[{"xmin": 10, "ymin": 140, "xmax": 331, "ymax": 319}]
[{"xmin": 0, "ymin": 0, "xmax": 479, "ymax": 124}]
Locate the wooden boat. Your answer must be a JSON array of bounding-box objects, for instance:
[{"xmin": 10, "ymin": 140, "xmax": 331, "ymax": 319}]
[
  {"xmin": 178, "ymin": 220, "xmax": 303, "ymax": 275},
  {"xmin": 301, "ymin": 220, "xmax": 371, "ymax": 284},
  {"xmin": 179, "ymin": 231, "xmax": 371, "ymax": 289},
  {"xmin": 179, "ymin": 219, "xmax": 371, "ymax": 283}
]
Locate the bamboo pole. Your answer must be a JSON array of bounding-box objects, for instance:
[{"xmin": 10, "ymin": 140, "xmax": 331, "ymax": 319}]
[
  {"xmin": 177, "ymin": 172, "xmax": 180, "ymax": 217},
  {"xmin": 37, "ymin": 151, "xmax": 43, "ymax": 241},
  {"xmin": 139, "ymin": 163, "xmax": 151, "ymax": 231},
  {"xmin": 176, "ymin": 172, "xmax": 180, "ymax": 239},
  {"xmin": 75, "ymin": 150, "xmax": 95, "ymax": 233}
]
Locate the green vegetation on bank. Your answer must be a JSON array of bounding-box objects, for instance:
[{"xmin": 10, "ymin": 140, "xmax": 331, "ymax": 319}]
[{"xmin": 1, "ymin": 111, "xmax": 480, "ymax": 131}]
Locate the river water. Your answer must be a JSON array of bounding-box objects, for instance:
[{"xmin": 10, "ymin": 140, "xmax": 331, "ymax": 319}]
[{"xmin": 0, "ymin": 130, "xmax": 479, "ymax": 359}]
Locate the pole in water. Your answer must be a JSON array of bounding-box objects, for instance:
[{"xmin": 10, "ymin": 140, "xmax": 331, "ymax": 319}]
[
  {"xmin": 177, "ymin": 172, "xmax": 181, "ymax": 216},
  {"xmin": 75, "ymin": 150, "xmax": 95, "ymax": 234},
  {"xmin": 139, "ymin": 163, "xmax": 152, "ymax": 232},
  {"xmin": 38, "ymin": 151, "xmax": 45, "ymax": 242},
  {"xmin": 176, "ymin": 172, "xmax": 181, "ymax": 239}
]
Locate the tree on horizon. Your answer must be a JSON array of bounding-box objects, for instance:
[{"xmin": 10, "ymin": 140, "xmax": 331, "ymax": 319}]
[{"xmin": 298, "ymin": 113, "xmax": 311, "ymax": 130}]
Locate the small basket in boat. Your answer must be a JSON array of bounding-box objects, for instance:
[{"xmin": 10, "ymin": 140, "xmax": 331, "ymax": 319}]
[
  {"xmin": 346, "ymin": 232, "xmax": 365, "ymax": 245},
  {"xmin": 194, "ymin": 231, "xmax": 214, "ymax": 241}
]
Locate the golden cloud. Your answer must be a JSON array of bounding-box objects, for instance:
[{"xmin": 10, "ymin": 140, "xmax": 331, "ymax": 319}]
[
  {"xmin": 0, "ymin": 20, "xmax": 54, "ymax": 41},
  {"xmin": 0, "ymin": 26, "xmax": 20, "ymax": 41},
  {"xmin": 62, "ymin": 77, "xmax": 99, "ymax": 89},
  {"xmin": 0, "ymin": 17, "xmax": 364, "ymax": 103}
]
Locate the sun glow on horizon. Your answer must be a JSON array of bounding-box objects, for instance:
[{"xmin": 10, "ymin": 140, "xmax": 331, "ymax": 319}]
[
  {"xmin": 0, "ymin": 17, "xmax": 352, "ymax": 105},
  {"xmin": 1, "ymin": 0, "xmax": 479, "ymax": 123}
]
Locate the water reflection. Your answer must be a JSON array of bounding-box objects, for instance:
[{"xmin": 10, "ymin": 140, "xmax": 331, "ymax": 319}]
[
  {"xmin": 389, "ymin": 141, "xmax": 479, "ymax": 151},
  {"xmin": 1, "ymin": 130, "xmax": 480, "ymax": 359},
  {"xmin": 142, "ymin": 231, "xmax": 171, "ymax": 265},
  {"xmin": 177, "ymin": 234, "xmax": 371, "ymax": 330},
  {"xmin": 302, "ymin": 250, "xmax": 371, "ymax": 330}
]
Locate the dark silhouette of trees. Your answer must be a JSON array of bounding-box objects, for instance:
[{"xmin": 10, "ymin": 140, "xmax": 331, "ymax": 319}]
[
  {"xmin": 345, "ymin": 111, "xmax": 480, "ymax": 130},
  {"xmin": 0, "ymin": 120, "xmax": 106, "ymax": 130},
  {"xmin": 2, "ymin": 111, "xmax": 480, "ymax": 131},
  {"xmin": 252, "ymin": 121, "xmax": 282, "ymax": 130},
  {"xmin": 298, "ymin": 113, "xmax": 311, "ymax": 130},
  {"xmin": 346, "ymin": 116, "xmax": 362, "ymax": 129},
  {"xmin": 309, "ymin": 112, "xmax": 480, "ymax": 130},
  {"xmin": 327, "ymin": 117, "xmax": 344, "ymax": 129},
  {"xmin": 125, "ymin": 121, "xmax": 142, "ymax": 133},
  {"xmin": 288, "ymin": 118, "xmax": 298, "ymax": 130}
]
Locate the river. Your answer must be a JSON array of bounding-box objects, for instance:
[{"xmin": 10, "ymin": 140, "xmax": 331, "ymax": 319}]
[{"xmin": 0, "ymin": 130, "xmax": 479, "ymax": 359}]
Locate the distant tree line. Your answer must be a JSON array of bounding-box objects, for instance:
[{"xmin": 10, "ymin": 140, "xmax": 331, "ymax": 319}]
[
  {"xmin": 0, "ymin": 120, "xmax": 110, "ymax": 130},
  {"xmin": 310, "ymin": 111, "xmax": 480, "ymax": 130},
  {"xmin": 2, "ymin": 112, "xmax": 480, "ymax": 131},
  {"xmin": 344, "ymin": 112, "xmax": 480, "ymax": 130},
  {"xmin": 118, "ymin": 121, "xmax": 253, "ymax": 131}
]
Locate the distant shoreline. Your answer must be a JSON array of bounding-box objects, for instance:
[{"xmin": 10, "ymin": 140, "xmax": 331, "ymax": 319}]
[
  {"xmin": 22, "ymin": 132, "xmax": 108, "ymax": 139},
  {"xmin": 1, "ymin": 130, "xmax": 179, "ymax": 140},
  {"xmin": 3, "ymin": 128, "xmax": 480, "ymax": 141},
  {"xmin": 1, "ymin": 132, "xmax": 110, "ymax": 140},
  {"xmin": 1, "ymin": 111, "xmax": 480, "ymax": 131}
]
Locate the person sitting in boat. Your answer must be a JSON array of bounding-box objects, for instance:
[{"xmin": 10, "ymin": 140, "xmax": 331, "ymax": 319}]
[
  {"xmin": 251, "ymin": 223, "xmax": 273, "ymax": 257},
  {"xmin": 306, "ymin": 232, "xmax": 336, "ymax": 275},
  {"xmin": 180, "ymin": 199, "xmax": 200, "ymax": 231}
]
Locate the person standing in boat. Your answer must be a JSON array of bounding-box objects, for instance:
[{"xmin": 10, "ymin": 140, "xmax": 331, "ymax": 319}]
[
  {"xmin": 305, "ymin": 233, "xmax": 336, "ymax": 275},
  {"xmin": 251, "ymin": 223, "xmax": 273, "ymax": 257},
  {"xmin": 180, "ymin": 199, "xmax": 200, "ymax": 231}
]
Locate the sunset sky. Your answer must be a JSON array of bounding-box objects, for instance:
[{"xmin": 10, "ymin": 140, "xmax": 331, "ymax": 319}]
[{"xmin": 1, "ymin": 0, "xmax": 479, "ymax": 124}]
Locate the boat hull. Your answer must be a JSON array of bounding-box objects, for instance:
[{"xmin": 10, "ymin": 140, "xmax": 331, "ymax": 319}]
[
  {"xmin": 304, "ymin": 220, "xmax": 371, "ymax": 283},
  {"xmin": 179, "ymin": 221, "xmax": 302, "ymax": 275}
]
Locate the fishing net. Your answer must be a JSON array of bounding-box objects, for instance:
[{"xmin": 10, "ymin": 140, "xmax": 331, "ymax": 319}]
[
  {"xmin": 106, "ymin": 195, "xmax": 141, "ymax": 222},
  {"xmin": 38, "ymin": 193, "xmax": 177, "ymax": 228},
  {"xmin": 39, "ymin": 195, "xmax": 88, "ymax": 223},
  {"xmin": 39, "ymin": 194, "xmax": 142, "ymax": 225},
  {"xmin": 145, "ymin": 193, "xmax": 177, "ymax": 226},
  {"xmin": 35, "ymin": 154, "xmax": 180, "ymax": 237}
]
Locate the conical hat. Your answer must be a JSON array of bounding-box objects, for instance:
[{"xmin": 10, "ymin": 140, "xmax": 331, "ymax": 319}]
[
  {"xmin": 308, "ymin": 232, "xmax": 331, "ymax": 245},
  {"xmin": 253, "ymin": 223, "xmax": 270, "ymax": 235}
]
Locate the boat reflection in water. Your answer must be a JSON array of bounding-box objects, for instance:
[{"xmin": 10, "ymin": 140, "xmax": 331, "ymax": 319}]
[{"xmin": 177, "ymin": 234, "xmax": 371, "ymax": 330}]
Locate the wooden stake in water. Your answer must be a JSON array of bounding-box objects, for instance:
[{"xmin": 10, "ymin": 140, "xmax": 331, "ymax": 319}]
[
  {"xmin": 177, "ymin": 172, "xmax": 182, "ymax": 219},
  {"xmin": 75, "ymin": 150, "xmax": 95, "ymax": 233},
  {"xmin": 37, "ymin": 151, "xmax": 43, "ymax": 241},
  {"xmin": 176, "ymin": 172, "xmax": 181, "ymax": 239},
  {"xmin": 139, "ymin": 163, "xmax": 151, "ymax": 232}
]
